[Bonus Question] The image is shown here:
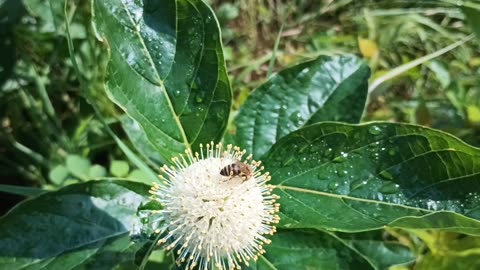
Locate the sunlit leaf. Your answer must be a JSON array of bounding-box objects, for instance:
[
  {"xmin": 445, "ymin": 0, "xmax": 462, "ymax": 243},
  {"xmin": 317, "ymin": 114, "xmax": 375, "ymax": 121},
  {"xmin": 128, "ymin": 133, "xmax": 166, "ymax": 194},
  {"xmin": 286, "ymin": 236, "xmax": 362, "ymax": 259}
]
[
  {"xmin": 0, "ymin": 180, "xmax": 151, "ymax": 269},
  {"xmin": 248, "ymin": 229, "xmax": 413, "ymax": 270},
  {"xmin": 227, "ymin": 55, "xmax": 370, "ymax": 158},
  {"xmin": 263, "ymin": 122, "xmax": 480, "ymax": 233},
  {"xmin": 92, "ymin": 0, "xmax": 231, "ymax": 162}
]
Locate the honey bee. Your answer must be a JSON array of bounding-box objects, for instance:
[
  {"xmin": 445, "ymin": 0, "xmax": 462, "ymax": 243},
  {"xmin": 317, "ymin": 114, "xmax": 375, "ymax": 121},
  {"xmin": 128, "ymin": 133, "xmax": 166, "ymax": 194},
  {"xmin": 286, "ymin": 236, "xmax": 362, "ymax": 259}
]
[{"xmin": 220, "ymin": 160, "xmax": 253, "ymax": 182}]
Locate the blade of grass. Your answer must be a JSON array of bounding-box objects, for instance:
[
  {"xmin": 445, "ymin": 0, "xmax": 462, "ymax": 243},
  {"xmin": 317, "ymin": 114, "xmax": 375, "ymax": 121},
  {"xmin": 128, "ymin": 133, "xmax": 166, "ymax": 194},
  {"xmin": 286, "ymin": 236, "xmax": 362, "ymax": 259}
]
[
  {"xmin": 8, "ymin": 137, "xmax": 49, "ymax": 168},
  {"xmin": 266, "ymin": 23, "xmax": 284, "ymax": 79},
  {"xmin": 440, "ymin": 0, "xmax": 480, "ymax": 10},
  {"xmin": 366, "ymin": 8, "xmax": 462, "ymax": 17},
  {"xmin": 0, "ymin": 184, "xmax": 46, "ymax": 197},
  {"xmin": 368, "ymin": 34, "xmax": 474, "ymax": 93}
]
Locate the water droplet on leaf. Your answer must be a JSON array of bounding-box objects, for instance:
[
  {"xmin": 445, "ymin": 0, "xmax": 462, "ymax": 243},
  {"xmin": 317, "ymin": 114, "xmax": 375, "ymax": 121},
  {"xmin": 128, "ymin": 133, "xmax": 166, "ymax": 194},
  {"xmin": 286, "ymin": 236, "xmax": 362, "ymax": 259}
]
[
  {"xmin": 388, "ymin": 147, "xmax": 398, "ymax": 156},
  {"xmin": 337, "ymin": 169, "xmax": 347, "ymax": 177},
  {"xmin": 368, "ymin": 126, "xmax": 382, "ymax": 135},
  {"xmin": 379, "ymin": 182, "xmax": 399, "ymax": 194},
  {"xmin": 333, "ymin": 152, "xmax": 348, "ymax": 163},
  {"xmin": 379, "ymin": 170, "xmax": 394, "ymax": 180},
  {"xmin": 328, "ymin": 182, "xmax": 339, "ymax": 190},
  {"xmin": 317, "ymin": 171, "xmax": 329, "ymax": 180}
]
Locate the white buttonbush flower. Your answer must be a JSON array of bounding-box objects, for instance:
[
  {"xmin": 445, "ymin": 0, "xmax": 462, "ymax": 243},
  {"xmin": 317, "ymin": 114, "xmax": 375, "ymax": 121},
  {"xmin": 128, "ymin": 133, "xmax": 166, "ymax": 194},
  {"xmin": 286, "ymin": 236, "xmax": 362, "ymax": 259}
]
[{"xmin": 149, "ymin": 143, "xmax": 280, "ymax": 270}]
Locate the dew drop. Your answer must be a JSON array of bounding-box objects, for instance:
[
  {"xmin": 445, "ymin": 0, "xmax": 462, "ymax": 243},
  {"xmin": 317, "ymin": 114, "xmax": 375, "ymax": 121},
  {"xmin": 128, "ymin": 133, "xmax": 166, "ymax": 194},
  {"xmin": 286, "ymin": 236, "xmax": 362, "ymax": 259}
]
[
  {"xmin": 368, "ymin": 126, "xmax": 382, "ymax": 135},
  {"xmin": 288, "ymin": 111, "xmax": 303, "ymax": 125},
  {"xmin": 317, "ymin": 171, "xmax": 329, "ymax": 180},
  {"xmin": 323, "ymin": 148, "xmax": 333, "ymax": 158},
  {"xmin": 337, "ymin": 169, "xmax": 347, "ymax": 177},
  {"xmin": 333, "ymin": 152, "xmax": 348, "ymax": 163},
  {"xmin": 350, "ymin": 179, "xmax": 367, "ymax": 190},
  {"xmin": 426, "ymin": 200, "xmax": 439, "ymax": 210},
  {"xmin": 388, "ymin": 147, "xmax": 398, "ymax": 156},
  {"xmin": 379, "ymin": 182, "xmax": 399, "ymax": 194},
  {"xmin": 328, "ymin": 182, "xmax": 339, "ymax": 190},
  {"xmin": 379, "ymin": 170, "xmax": 394, "ymax": 181}
]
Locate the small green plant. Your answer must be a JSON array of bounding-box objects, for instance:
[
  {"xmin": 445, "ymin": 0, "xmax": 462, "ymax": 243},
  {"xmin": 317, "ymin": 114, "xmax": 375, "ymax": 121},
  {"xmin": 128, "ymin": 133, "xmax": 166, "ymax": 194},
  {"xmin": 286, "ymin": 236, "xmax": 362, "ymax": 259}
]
[{"xmin": 1, "ymin": 0, "xmax": 480, "ymax": 269}]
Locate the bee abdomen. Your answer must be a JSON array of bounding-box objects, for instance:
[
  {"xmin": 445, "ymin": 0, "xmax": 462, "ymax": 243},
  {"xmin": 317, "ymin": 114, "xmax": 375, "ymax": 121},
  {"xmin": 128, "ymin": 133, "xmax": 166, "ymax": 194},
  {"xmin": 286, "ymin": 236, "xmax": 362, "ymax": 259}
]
[{"xmin": 220, "ymin": 163, "xmax": 240, "ymax": 176}]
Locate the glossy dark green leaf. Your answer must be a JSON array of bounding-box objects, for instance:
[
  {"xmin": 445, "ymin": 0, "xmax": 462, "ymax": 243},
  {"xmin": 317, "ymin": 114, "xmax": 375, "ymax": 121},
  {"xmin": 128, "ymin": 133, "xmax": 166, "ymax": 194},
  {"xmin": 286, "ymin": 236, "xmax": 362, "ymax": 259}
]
[
  {"xmin": 249, "ymin": 229, "xmax": 412, "ymax": 270},
  {"xmin": 249, "ymin": 230, "xmax": 370, "ymax": 270},
  {"xmin": 227, "ymin": 55, "xmax": 370, "ymax": 158},
  {"xmin": 334, "ymin": 231, "xmax": 415, "ymax": 269},
  {"xmin": 0, "ymin": 180, "xmax": 151, "ymax": 269},
  {"xmin": 122, "ymin": 116, "xmax": 166, "ymax": 167},
  {"xmin": 92, "ymin": 0, "xmax": 231, "ymax": 162},
  {"xmin": 263, "ymin": 122, "xmax": 480, "ymax": 233}
]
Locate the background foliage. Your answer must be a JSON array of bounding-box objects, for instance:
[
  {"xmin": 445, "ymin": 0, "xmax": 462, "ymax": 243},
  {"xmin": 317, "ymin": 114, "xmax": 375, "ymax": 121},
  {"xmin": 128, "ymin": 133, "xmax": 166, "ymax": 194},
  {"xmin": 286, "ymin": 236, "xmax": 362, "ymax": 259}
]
[{"xmin": 1, "ymin": 0, "xmax": 480, "ymax": 269}]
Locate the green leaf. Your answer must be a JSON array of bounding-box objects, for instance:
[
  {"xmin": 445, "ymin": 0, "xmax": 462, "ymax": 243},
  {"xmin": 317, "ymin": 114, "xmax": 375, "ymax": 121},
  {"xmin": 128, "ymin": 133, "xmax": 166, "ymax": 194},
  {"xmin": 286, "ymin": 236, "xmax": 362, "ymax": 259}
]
[
  {"xmin": 23, "ymin": 0, "xmax": 56, "ymax": 32},
  {"xmin": 66, "ymin": 154, "xmax": 91, "ymax": 180},
  {"xmin": 110, "ymin": 160, "xmax": 130, "ymax": 177},
  {"xmin": 416, "ymin": 253, "xmax": 480, "ymax": 270},
  {"xmin": 334, "ymin": 231, "xmax": 415, "ymax": 269},
  {"xmin": 250, "ymin": 229, "xmax": 412, "ymax": 270},
  {"xmin": 127, "ymin": 169, "xmax": 151, "ymax": 184},
  {"xmin": 122, "ymin": 116, "xmax": 166, "ymax": 167},
  {"xmin": 251, "ymin": 230, "xmax": 370, "ymax": 270},
  {"xmin": 92, "ymin": 0, "xmax": 231, "ymax": 162},
  {"xmin": 390, "ymin": 212, "xmax": 480, "ymax": 236},
  {"xmin": 110, "ymin": 131, "xmax": 159, "ymax": 184},
  {"xmin": 88, "ymin": 164, "xmax": 107, "ymax": 178},
  {"xmin": 227, "ymin": 55, "xmax": 370, "ymax": 159},
  {"xmin": 0, "ymin": 180, "xmax": 151, "ymax": 269},
  {"xmin": 49, "ymin": 164, "xmax": 70, "ymax": 185},
  {"xmin": 263, "ymin": 122, "xmax": 480, "ymax": 233}
]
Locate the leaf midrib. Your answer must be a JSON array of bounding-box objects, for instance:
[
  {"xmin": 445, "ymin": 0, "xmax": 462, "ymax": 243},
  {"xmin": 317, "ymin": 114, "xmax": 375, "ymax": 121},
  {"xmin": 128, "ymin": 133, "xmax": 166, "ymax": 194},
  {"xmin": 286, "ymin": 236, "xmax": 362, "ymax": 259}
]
[
  {"xmin": 120, "ymin": 0, "xmax": 191, "ymax": 150},
  {"xmin": 275, "ymin": 185, "xmax": 433, "ymax": 213}
]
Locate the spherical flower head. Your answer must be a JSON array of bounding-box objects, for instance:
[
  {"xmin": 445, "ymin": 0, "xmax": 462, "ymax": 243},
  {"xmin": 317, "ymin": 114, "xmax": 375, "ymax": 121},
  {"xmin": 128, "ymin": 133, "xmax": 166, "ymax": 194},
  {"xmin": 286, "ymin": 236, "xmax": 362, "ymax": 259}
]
[{"xmin": 149, "ymin": 142, "xmax": 280, "ymax": 270}]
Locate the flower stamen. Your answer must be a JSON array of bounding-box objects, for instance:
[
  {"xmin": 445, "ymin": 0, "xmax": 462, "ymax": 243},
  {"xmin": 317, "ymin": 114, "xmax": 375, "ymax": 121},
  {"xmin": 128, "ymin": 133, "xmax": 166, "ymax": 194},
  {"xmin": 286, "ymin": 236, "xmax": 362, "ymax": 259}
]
[{"xmin": 149, "ymin": 143, "xmax": 280, "ymax": 270}]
